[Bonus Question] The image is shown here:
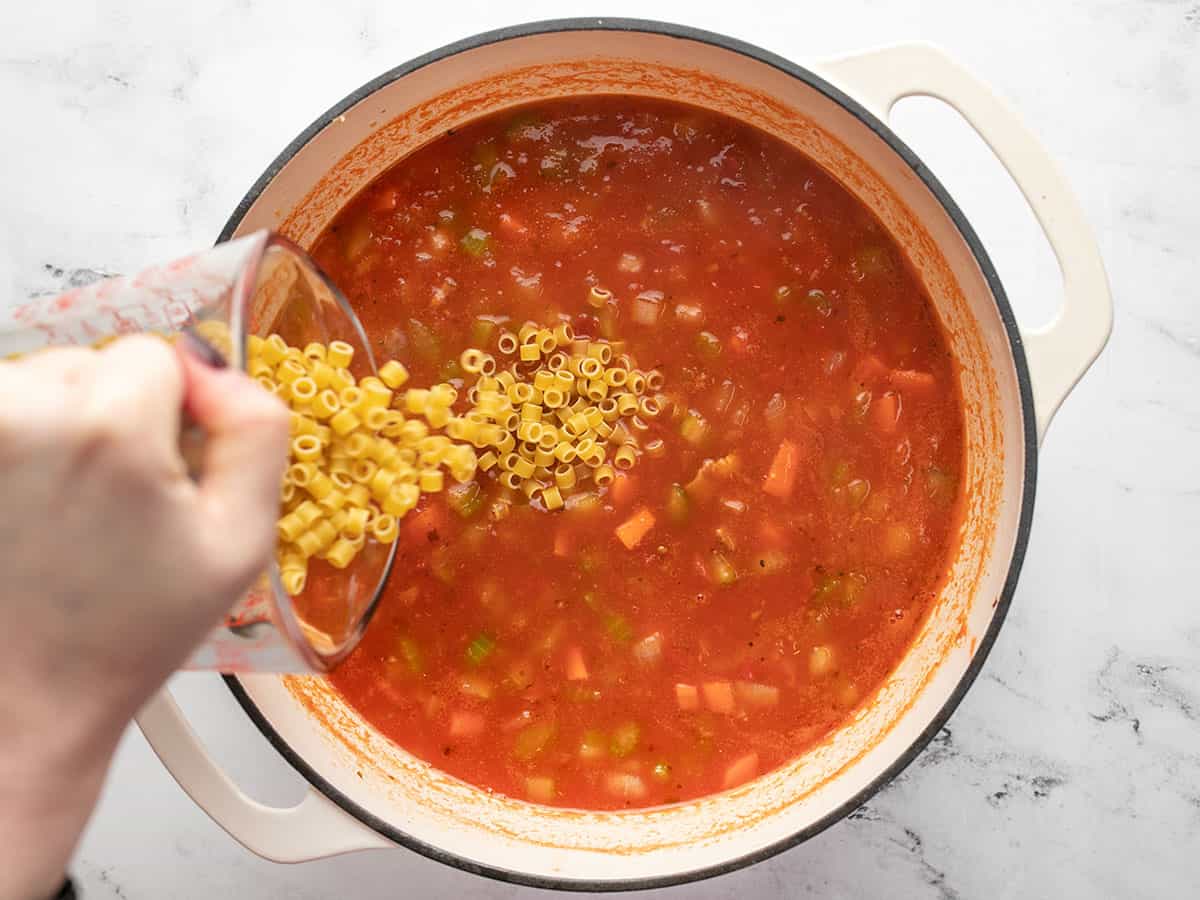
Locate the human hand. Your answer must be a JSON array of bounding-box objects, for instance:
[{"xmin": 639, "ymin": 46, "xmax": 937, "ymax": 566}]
[{"xmin": 0, "ymin": 335, "xmax": 288, "ymax": 900}]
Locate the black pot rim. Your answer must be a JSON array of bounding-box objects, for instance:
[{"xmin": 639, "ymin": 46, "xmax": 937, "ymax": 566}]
[{"xmin": 220, "ymin": 16, "xmax": 1038, "ymax": 893}]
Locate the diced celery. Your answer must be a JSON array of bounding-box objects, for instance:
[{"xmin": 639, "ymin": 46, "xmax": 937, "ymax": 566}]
[
  {"xmin": 465, "ymin": 632, "xmax": 496, "ymax": 667},
  {"xmin": 694, "ymin": 331, "xmax": 722, "ymax": 360},
  {"xmin": 514, "ymin": 721, "xmax": 555, "ymax": 761},
  {"xmin": 470, "ymin": 316, "xmax": 499, "ymax": 347},
  {"xmin": 666, "ymin": 484, "xmax": 690, "ymax": 524},
  {"xmin": 447, "ymin": 481, "xmax": 483, "ymax": 519},
  {"xmin": 680, "ymin": 410, "xmax": 710, "ymax": 445},
  {"xmin": 461, "ymin": 227, "xmax": 492, "ymax": 257},
  {"xmin": 429, "ymin": 546, "xmax": 456, "ymax": 585},
  {"xmin": 609, "ymin": 721, "xmax": 641, "ymax": 758},
  {"xmin": 854, "ymin": 245, "xmax": 892, "ymax": 276},
  {"xmin": 925, "ymin": 465, "xmax": 957, "ymax": 507},
  {"xmin": 397, "ymin": 636, "xmax": 424, "ymax": 675},
  {"xmin": 604, "ymin": 614, "xmax": 633, "ymax": 643},
  {"xmin": 407, "ymin": 318, "xmax": 441, "ymax": 363}
]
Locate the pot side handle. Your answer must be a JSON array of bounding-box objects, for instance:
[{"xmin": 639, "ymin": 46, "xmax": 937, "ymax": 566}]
[
  {"xmin": 820, "ymin": 43, "xmax": 1112, "ymax": 443},
  {"xmin": 137, "ymin": 688, "xmax": 392, "ymax": 861}
]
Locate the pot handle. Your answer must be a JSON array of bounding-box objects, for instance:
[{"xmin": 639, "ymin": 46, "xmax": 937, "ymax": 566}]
[
  {"xmin": 821, "ymin": 43, "xmax": 1112, "ymax": 442},
  {"xmin": 136, "ymin": 688, "xmax": 392, "ymax": 861}
]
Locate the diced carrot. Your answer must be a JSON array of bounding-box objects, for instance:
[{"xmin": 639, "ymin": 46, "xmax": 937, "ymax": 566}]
[
  {"xmin": 448, "ymin": 710, "xmax": 485, "ymax": 738},
  {"xmin": 553, "ymin": 527, "xmax": 571, "ymax": 558},
  {"xmin": 615, "ymin": 507, "xmax": 655, "ymax": 550},
  {"xmin": 722, "ymin": 752, "xmax": 760, "ymax": 789},
  {"xmin": 871, "ymin": 391, "xmax": 901, "ymax": 434},
  {"xmin": 889, "ymin": 368, "xmax": 937, "ymax": 394},
  {"xmin": 675, "ymin": 683, "xmax": 700, "ymax": 710},
  {"xmin": 763, "ymin": 440, "xmax": 800, "ymax": 498},
  {"xmin": 565, "ymin": 646, "xmax": 589, "ymax": 680},
  {"xmin": 701, "ymin": 681, "xmax": 735, "ymax": 714},
  {"xmin": 850, "ymin": 353, "xmax": 888, "ymax": 385},
  {"xmin": 610, "ymin": 473, "xmax": 636, "ymax": 507}
]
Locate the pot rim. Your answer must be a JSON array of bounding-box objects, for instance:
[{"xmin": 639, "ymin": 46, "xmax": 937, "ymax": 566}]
[{"xmin": 219, "ymin": 16, "xmax": 1039, "ymax": 892}]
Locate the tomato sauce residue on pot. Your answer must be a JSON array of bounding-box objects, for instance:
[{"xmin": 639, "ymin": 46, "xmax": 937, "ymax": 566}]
[{"xmin": 309, "ymin": 95, "xmax": 966, "ymax": 810}]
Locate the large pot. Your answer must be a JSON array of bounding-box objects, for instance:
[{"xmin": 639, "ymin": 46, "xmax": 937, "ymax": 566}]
[{"xmin": 138, "ymin": 19, "xmax": 1111, "ymax": 891}]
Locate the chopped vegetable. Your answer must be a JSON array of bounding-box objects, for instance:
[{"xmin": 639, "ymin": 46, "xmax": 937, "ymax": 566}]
[
  {"xmin": 579, "ymin": 730, "xmax": 607, "ymax": 761},
  {"xmin": 514, "ymin": 721, "xmax": 556, "ymax": 761},
  {"xmin": 889, "ymin": 369, "xmax": 937, "ymax": 394},
  {"xmin": 609, "ymin": 473, "xmax": 636, "ymax": 507},
  {"xmin": 674, "ymin": 303, "xmax": 706, "ymax": 326},
  {"xmin": 605, "ymin": 772, "xmax": 647, "ymax": 800},
  {"xmin": 809, "ymin": 645, "xmax": 834, "ymax": 677},
  {"xmin": 447, "ymin": 481, "xmax": 484, "ymax": 519},
  {"xmin": 553, "ymin": 527, "xmax": 572, "ymax": 557},
  {"xmin": 694, "ymin": 331, "xmax": 722, "ymax": 360},
  {"xmin": 458, "ymin": 673, "xmax": 494, "ymax": 700},
  {"xmin": 666, "ymin": 483, "xmax": 690, "ymax": 523},
  {"xmin": 722, "ymin": 752, "xmax": 759, "ymax": 789},
  {"xmin": 609, "ymin": 721, "xmax": 641, "ymax": 757},
  {"xmin": 465, "ymin": 632, "xmax": 496, "ymax": 667},
  {"xmin": 871, "ymin": 391, "xmax": 901, "ymax": 433},
  {"xmin": 565, "ymin": 645, "xmax": 589, "ymax": 680},
  {"xmin": 632, "ymin": 632, "xmax": 663, "ymax": 664},
  {"xmin": 680, "ymin": 410, "xmax": 710, "ymax": 445},
  {"xmin": 461, "ymin": 227, "xmax": 492, "ymax": 257},
  {"xmin": 735, "ymin": 681, "xmax": 780, "ymax": 708},
  {"xmin": 631, "ymin": 290, "xmax": 664, "ymax": 325},
  {"xmin": 604, "ymin": 614, "xmax": 633, "ymax": 643},
  {"xmin": 396, "ymin": 636, "xmax": 424, "ymax": 675},
  {"xmin": 883, "ymin": 523, "xmax": 913, "ymax": 558},
  {"xmin": 854, "ymin": 245, "xmax": 892, "ymax": 276},
  {"xmin": 525, "ymin": 776, "xmax": 556, "ymax": 803},
  {"xmin": 763, "ymin": 440, "xmax": 801, "ymax": 498},
  {"xmin": 448, "ymin": 710, "xmax": 486, "ymax": 737},
  {"xmin": 701, "ymin": 681, "xmax": 735, "ymax": 714},
  {"xmin": 615, "ymin": 507, "xmax": 656, "ymax": 549},
  {"xmin": 764, "ymin": 392, "xmax": 787, "ymax": 431},
  {"xmin": 676, "ymin": 683, "xmax": 700, "ymax": 711},
  {"xmin": 708, "ymin": 551, "xmax": 738, "ymax": 586},
  {"xmin": 617, "ymin": 252, "xmax": 644, "ymax": 273},
  {"xmin": 470, "ymin": 316, "xmax": 499, "ymax": 346},
  {"xmin": 406, "ymin": 318, "xmax": 441, "ymax": 363},
  {"xmin": 925, "ymin": 465, "xmax": 957, "ymax": 507}
]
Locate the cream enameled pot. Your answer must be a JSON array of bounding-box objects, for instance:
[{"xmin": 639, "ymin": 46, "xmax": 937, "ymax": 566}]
[{"xmin": 137, "ymin": 19, "xmax": 1111, "ymax": 891}]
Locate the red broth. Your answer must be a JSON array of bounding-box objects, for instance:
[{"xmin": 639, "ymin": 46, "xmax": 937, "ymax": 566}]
[{"xmin": 311, "ymin": 96, "xmax": 965, "ymax": 810}]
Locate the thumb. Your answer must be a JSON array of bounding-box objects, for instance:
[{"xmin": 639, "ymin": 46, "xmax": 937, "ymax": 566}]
[{"xmin": 176, "ymin": 341, "xmax": 290, "ymax": 553}]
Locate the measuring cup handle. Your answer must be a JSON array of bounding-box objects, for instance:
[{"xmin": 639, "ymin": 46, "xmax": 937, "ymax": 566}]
[{"xmin": 137, "ymin": 688, "xmax": 391, "ymax": 861}]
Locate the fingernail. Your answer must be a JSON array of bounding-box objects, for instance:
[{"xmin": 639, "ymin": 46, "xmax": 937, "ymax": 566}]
[{"xmin": 181, "ymin": 329, "xmax": 228, "ymax": 369}]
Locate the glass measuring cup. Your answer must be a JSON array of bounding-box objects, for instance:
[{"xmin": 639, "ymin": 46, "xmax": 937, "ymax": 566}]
[{"xmin": 0, "ymin": 231, "xmax": 392, "ymax": 672}]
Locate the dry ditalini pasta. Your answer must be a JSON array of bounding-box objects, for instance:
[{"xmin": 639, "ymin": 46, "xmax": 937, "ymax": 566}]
[{"xmin": 260, "ymin": 319, "xmax": 665, "ymax": 594}]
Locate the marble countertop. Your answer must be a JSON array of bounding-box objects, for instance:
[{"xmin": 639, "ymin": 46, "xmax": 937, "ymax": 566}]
[{"xmin": 2, "ymin": 0, "xmax": 1196, "ymax": 897}]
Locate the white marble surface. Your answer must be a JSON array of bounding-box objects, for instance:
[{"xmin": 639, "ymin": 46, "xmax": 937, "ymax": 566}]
[{"xmin": 2, "ymin": 0, "xmax": 1197, "ymax": 897}]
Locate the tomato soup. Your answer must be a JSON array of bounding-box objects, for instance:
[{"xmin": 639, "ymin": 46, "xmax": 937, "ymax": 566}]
[{"xmin": 311, "ymin": 96, "xmax": 964, "ymax": 810}]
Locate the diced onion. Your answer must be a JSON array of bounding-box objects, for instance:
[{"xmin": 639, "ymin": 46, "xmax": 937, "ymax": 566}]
[{"xmin": 631, "ymin": 290, "xmax": 664, "ymax": 325}]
